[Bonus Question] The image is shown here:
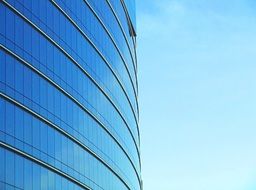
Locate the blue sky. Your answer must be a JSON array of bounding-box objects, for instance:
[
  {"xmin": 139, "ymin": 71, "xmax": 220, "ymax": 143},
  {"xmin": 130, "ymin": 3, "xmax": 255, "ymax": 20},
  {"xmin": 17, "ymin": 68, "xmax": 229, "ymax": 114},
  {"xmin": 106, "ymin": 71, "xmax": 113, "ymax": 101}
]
[{"xmin": 137, "ymin": 1, "xmax": 256, "ymax": 189}]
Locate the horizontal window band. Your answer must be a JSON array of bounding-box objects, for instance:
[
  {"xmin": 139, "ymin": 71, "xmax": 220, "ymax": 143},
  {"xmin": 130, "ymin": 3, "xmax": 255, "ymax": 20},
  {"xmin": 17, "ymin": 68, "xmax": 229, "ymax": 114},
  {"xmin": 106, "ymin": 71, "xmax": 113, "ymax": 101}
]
[
  {"xmin": 0, "ymin": 141, "xmax": 92, "ymax": 190},
  {"xmin": 0, "ymin": 92, "xmax": 135, "ymax": 190},
  {"xmin": 118, "ymin": 0, "xmax": 138, "ymax": 74},
  {"xmin": 82, "ymin": 0, "xmax": 138, "ymax": 91},
  {"xmin": 106, "ymin": 0, "xmax": 137, "ymax": 73},
  {"xmin": 1, "ymin": 0, "xmax": 141, "ymax": 158},
  {"xmin": 0, "ymin": 44, "xmax": 141, "ymax": 183},
  {"xmin": 50, "ymin": 0, "xmax": 140, "ymax": 139},
  {"xmin": 105, "ymin": 0, "xmax": 140, "ymax": 136},
  {"xmin": 80, "ymin": 0, "xmax": 139, "ymax": 122}
]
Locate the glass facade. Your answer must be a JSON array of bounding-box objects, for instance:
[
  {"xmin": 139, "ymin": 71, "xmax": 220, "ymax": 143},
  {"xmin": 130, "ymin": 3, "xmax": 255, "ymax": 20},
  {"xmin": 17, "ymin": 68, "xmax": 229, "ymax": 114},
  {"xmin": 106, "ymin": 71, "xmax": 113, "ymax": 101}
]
[{"xmin": 0, "ymin": 0, "xmax": 141, "ymax": 189}]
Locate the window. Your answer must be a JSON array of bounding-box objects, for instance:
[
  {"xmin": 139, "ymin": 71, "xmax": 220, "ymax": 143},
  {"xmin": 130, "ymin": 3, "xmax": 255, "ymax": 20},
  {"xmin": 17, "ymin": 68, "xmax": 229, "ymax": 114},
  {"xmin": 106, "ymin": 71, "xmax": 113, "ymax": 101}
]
[{"xmin": 5, "ymin": 150, "xmax": 14, "ymax": 185}]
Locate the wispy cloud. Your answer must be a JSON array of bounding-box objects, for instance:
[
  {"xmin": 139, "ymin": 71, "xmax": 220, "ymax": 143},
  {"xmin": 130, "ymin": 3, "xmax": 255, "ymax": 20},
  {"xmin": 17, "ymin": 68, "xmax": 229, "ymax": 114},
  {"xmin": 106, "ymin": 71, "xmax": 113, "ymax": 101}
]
[{"xmin": 138, "ymin": 1, "xmax": 256, "ymax": 190}]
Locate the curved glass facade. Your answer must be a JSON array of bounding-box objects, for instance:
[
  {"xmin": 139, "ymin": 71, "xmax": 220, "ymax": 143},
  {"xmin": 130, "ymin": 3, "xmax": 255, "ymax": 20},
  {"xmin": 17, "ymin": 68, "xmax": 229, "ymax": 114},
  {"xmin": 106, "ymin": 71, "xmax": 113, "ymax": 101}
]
[{"xmin": 0, "ymin": 0, "xmax": 141, "ymax": 189}]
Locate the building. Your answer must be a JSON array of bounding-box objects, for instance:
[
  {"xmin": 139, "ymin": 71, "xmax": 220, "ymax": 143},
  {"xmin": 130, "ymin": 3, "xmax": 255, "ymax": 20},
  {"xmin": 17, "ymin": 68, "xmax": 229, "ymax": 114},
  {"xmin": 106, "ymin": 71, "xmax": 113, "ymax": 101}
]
[{"xmin": 0, "ymin": 0, "xmax": 141, "ymax": 189}]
